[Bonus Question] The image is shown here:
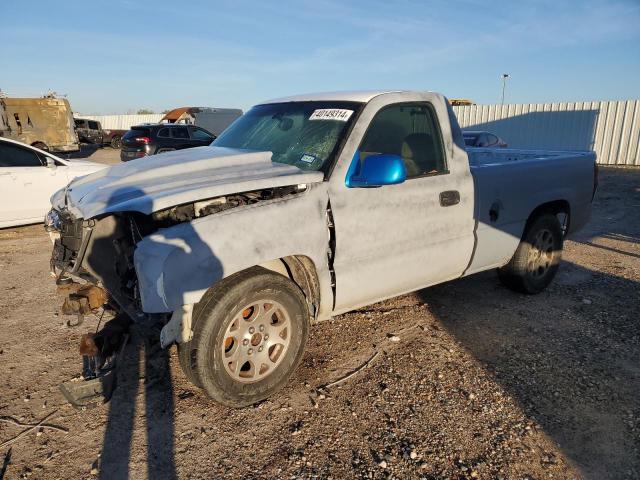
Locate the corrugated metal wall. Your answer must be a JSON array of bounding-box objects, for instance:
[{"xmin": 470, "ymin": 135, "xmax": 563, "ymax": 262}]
[
  {"xmin": 77, "ymin": 114, "xmax": 164, "ymax": 130},
  {"xmin": 79, "ymin": 102, "xmax": 640, "ymax": 166},
  {"xmin": 453, "ymin": 100, "xmax": 640, "ymax": 166}
]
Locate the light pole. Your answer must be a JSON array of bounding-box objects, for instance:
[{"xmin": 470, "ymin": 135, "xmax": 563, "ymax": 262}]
[{"xmin": 501, "ymin": 73, "xmax": 510, "ymax": 105}]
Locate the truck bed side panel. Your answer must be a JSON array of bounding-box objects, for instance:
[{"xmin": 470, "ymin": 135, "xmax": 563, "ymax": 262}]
[{"xmin": 465, "ymin": 150, "xmax": 595, "ymax": 275}]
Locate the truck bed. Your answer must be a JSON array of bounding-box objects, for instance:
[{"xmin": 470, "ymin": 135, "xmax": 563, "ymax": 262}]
[{"xmin": 464, "ymin": 148, "xmax": 596, "ymax": 276}]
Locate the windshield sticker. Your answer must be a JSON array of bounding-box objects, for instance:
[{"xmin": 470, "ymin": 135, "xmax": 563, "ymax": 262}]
[
  {"xmin": 309, "ymin": 109, "xmax": 354, "ymax": 122},
  {"xmin": 300, "ymin": 154, "xmax": 316, "ymax": 163}
]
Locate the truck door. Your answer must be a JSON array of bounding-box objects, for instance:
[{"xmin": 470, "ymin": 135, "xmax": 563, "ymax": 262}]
[
  {"xmin": 328, "ymin": 100, "xmax": 476, "ymax": 312},
  {"xmin": 75, "ymin": 119, "xmax": 88, "ymax": 143},
  {"xmin": 87, "ymin": 121, "xmax": 103, "ymax": 144}
]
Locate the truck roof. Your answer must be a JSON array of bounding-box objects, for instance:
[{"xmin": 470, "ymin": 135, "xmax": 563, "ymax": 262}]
[{"xmin": 261, "ymin": 90, "xmax": 407, "ymax": 104}]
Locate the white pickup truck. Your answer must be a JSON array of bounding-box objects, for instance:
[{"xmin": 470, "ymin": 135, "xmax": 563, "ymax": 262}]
[{"xmin": 47, "ymin": 91, "xmax": 597, "ymax": 406}]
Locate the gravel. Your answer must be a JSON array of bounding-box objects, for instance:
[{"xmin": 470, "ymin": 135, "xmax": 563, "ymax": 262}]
[{"xmin": 0, "ymin": 166, "xmax": 638, "ymax": 479}]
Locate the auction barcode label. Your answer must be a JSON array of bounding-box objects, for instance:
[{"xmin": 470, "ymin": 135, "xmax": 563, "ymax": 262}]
[{"xmin": 309, "ymin": 109, "xmax": 354, "ymax": 121}]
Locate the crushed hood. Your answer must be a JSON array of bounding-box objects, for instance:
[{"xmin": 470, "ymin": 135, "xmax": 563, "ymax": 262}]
[{"xmin": 53, "ymin": 146, "xmax": 324, "ymax": 219}]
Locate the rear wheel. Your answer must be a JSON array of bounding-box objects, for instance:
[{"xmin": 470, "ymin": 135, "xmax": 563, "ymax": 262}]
[
  {"xmin": 110, "ymin": 136, "xmax": 122, "ymax": 149},
  {"xmin": 179, "ymin": 267, "xmax": 309, "ymax": 407},
  {"xmin": 498, "ymin": 214, "xmax": 563, "ymax": 294}
]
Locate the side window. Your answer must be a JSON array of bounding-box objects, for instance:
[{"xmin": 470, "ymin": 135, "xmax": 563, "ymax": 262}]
[
  {"xmin": 189, "ymin": 127, "xmax": 214, "ymax": 141},
  {"xmin": 171, "ymin": 127, "xmax": 189, "ymax": 139},
  {"xmin": 0, "ymin": 143, "xmax": 44, "ymax": 167},
  {"xmin": 157, "ymin": 128, "xmax": 170, "ymax": 138},
  {"xmin": 359, "ymin": 103, "xmax": 447, "ymax": 177},
  {"xmin": 486, "ymin": 134, "xmax": 498, "ymax": 146},
  {"xmin": 88, "ymin": 121, "xmax": 99, "ymax": 130}
]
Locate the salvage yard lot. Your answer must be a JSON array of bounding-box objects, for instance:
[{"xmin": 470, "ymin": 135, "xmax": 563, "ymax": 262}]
[{"xmin": 0, "ymin": 167, "xmax": 638, "ymax": 479}]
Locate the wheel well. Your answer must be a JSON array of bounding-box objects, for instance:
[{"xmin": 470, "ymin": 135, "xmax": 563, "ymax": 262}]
[
  {"xmin": 258, "ymin": 256, "xmax": 320, "ymax": 321},
  {"xmin": 525, "ymin": 200, "xmax": 571, "ymax": 236}
]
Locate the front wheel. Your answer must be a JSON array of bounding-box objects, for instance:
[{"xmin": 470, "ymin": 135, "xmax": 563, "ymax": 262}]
[
  {"xmin": 498, "ymin": 214, "xmax": 564, "ymax": 294},
  {"xmin": 179, "ymin": 267, "xmax": 309, "ymax": 407}
]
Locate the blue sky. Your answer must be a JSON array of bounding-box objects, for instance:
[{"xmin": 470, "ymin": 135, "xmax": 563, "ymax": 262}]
[{"xmin": 2, "ymin": 0, "xmax": 639, "ymax": 114}]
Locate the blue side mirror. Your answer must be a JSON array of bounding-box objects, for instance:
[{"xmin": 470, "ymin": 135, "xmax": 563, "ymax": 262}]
[{"xmin": 345, "ymin": 152, "xmax": 407, "ymax": 188}]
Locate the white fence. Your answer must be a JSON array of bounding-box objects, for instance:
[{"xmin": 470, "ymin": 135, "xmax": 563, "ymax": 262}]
[
  {"xmin": 78, "ymin": 102, "xmax": 640, "ymax": 166},
  {"xmin": 77, "ymin": 114, "xmax": 164, "ymax": 130},
  {"xmin": 453, "ymin": 100, "xmax": 640, "ymax": 166}
]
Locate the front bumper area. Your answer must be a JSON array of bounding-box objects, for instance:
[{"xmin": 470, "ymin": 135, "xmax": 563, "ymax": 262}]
[
  {"xmin": 47, "ymin": 208, "xmax": 153, "ymax": 324},
  {"xmin": 48, "ymin": 208, "xmax": 93, "ymax": 278}
]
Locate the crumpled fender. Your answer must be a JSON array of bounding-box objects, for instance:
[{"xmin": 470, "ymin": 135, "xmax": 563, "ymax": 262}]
[{"xmin": 133, "ymin": 184, "xmax": 331, "ymax": 315}]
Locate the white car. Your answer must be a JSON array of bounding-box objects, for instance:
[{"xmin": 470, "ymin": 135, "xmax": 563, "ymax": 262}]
[{"xmin": 0, "ymin": 137, "xmax": 105, "ymax": 228}]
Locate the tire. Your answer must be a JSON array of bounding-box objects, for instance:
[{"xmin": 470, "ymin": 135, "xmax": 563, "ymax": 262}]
[
  {"xmin": 180, "ymin": 267, "xmax": 309, "ymax": 407},
  {"xmin": 498, "ymin": 214, "xmax": 563, "ymax": 294},
  {"xmin": 177, "ymin": 315, "xmax": 204, "ymax": 388},
  {"xmin": 32, "ymin": 142, "xmax": 49, "ymax": 152},
  {"xmin": 110, "ymin": 136, "xmax": 122, "ymax": 149}
]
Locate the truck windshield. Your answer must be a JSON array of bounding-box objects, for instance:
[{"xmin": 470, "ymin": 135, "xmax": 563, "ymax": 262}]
[{"xmin": 213, "ymin": 101, "xmax": 362, "ymax": 172}]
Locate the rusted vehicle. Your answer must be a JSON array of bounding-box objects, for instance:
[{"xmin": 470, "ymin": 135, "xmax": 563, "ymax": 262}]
[
  {"xmin": 449, "ymin": 98, "xmax": 474, "ymax": 106},
  {"xmin": 1, "ymin": 97, "xmax": 79, "ymax": 153},
  {"xmin": 74, "ymin": 118, "xmax": 127, "ymax": 148},
  {"xmin": 161, "ymin": 107, "xmax": 242, "ymax": 136},
  {"xmin": 0, "ymin": 101, "xmax": 9, "ymax": 137}
]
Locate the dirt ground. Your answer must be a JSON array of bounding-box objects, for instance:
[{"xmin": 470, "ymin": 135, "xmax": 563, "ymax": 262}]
[
  {"xmin": 65, "ymin": 144, "xmax": 122, "ymax": 166},
  {"xmin": 0, "ymin": 165, "xmax": 638, "ymax": 480}
]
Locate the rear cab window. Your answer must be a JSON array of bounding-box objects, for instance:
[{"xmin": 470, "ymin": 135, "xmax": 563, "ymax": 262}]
[{"xmin": 463, "ymin": 135, "xmax": 477, "ymax": 146}]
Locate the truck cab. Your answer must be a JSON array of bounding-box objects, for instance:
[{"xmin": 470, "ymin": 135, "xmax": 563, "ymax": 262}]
[{"xmin": 74, "ymin": 118, "xmax": 103, "ymax": 145}]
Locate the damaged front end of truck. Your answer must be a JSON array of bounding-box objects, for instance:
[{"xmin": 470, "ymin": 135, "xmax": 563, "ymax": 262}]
[{"xmin": 46, "ymin": 146, "xmax": 327, "ymax": 405}]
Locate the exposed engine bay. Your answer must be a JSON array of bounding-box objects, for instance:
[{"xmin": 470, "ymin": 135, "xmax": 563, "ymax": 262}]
[{"xmin": 49, "ymin": 184, "xmax": 307, "ymax": 321}]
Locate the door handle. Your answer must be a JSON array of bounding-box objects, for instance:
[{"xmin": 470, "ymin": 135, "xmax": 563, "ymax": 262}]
[{"xmin": 439, "ymin": 190, "xmax": 460, "ymax": 207}]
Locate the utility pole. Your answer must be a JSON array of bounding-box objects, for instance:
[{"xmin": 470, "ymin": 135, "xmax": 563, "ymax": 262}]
[{"xmin": 501, "ymin": 73, "xmax": 510, "ymax": 105}]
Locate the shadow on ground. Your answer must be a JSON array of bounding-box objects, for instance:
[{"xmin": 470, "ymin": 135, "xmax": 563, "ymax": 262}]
[
  {"xmin": 99, "ymin": 329, "xmax": 177, "ymax": 480},
  {"xmin": 64, "ymin": 144, "xmax": 104, "ymax": 159},
  {"xmin": 416, "ymin": 168, "xmax": 640, "ymax": 478},
  {"xmin": 418, "ymin": 259, "xmax": 639, "ymax": 478}
]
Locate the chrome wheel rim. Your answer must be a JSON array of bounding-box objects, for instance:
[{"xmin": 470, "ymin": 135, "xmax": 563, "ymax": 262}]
[
  {"xmin": 221, "ymin": 300, "xmax": 291, "ymax": 383},
  {"xmin": 528, "ymin": 228, "xmax": 555, "ymax": 278}
]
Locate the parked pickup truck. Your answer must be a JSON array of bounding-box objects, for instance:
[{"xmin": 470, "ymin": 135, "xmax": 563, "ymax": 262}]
[
  {"xmin": 47, "ymin": 91, "xmax": 597, "ymax": 407},
  {"xmin": 74, "ymin": 118, "xmax": 127, "ymax": 149}
]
